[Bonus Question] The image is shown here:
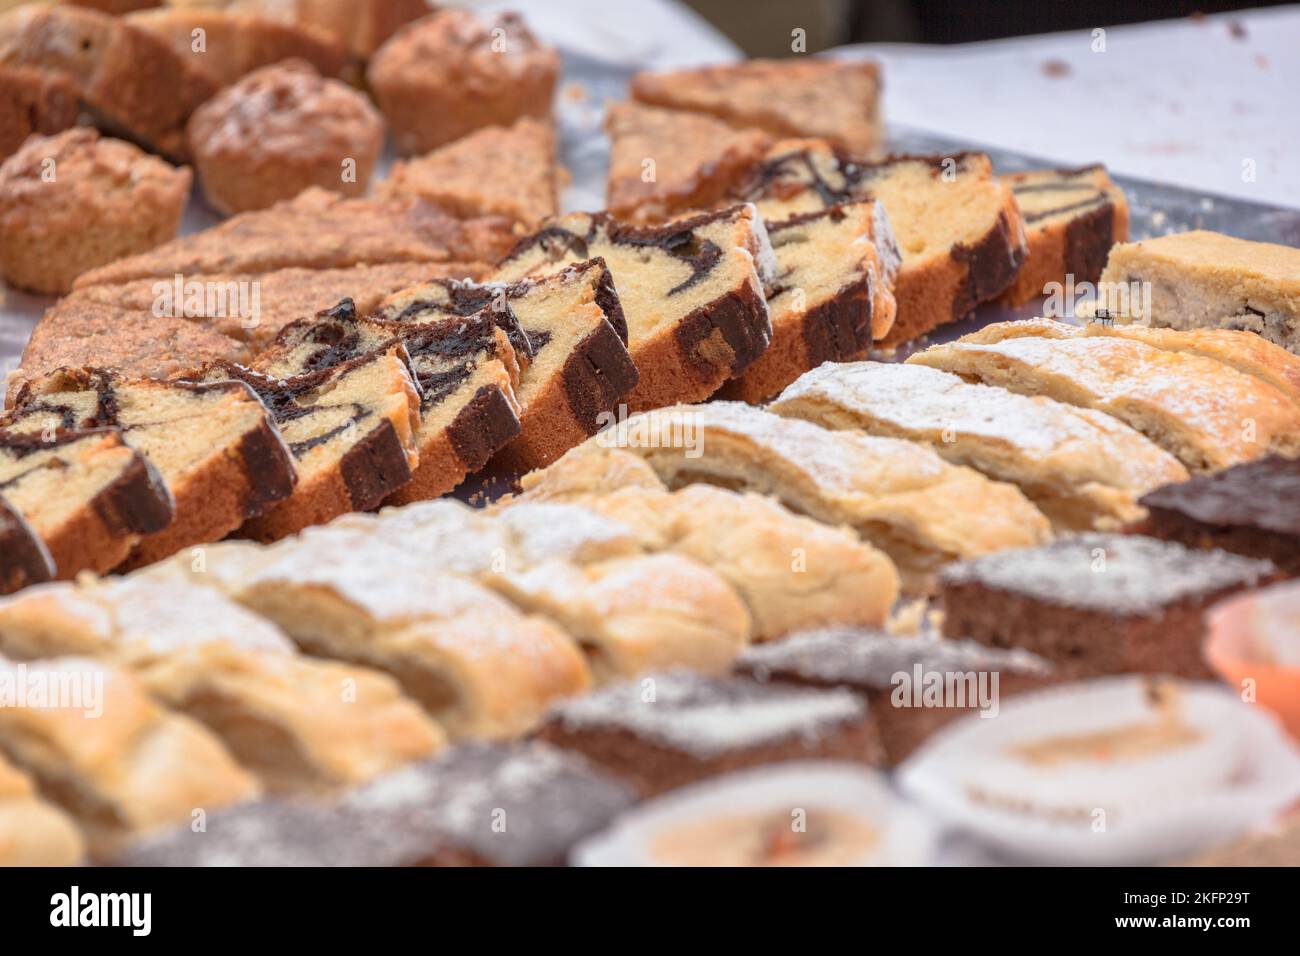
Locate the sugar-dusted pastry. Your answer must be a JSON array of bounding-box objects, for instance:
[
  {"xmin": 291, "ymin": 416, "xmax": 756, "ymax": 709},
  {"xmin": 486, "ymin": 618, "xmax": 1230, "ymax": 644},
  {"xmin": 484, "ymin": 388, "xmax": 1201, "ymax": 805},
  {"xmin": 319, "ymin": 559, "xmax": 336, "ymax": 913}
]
[
  {"xmin": 379, "ymin": 118, "xmax": 559, "ymax": 229},
  {"xmin": 1097, "ymin": 230, "xmax": 1300, "ymax": 353},
  {"xmin": 735, "ymin": 144, "xmax": 1025, "ymax": 348},
  {"xmin": 604, "ymin": 100, "xmax": 770, "ymax": 222},
  {"xmin": 938, "ymin": 534, "xmax": 1276, "ymax": 679},
  {"xmin": 717, "ymin": 201, "xmax": 899, "ymax": 403},
  {"xmin": 0, "ymin": 494, "xmax": 55, "ymax": 595},
  {"xmin": 0, "ymin": 128, "xmax": 190, "ymax": 294},
  {"xmin": 4, "ymin": 369, "xmax": 297, "ymax": 567},
  {"xmin": 0, "ymin": 63, "xmax": 76, "ymax": 162},
  {"xmin": 187, "ymin": 59, "xmax": 383, "ymax": 214},
  {"xmin": 367, "ymin": 8, "xmax": 559, "ymax": 156},
  {"xmin": 630, "ymin": 58, "xmax": 882, "ymax": 156},
  {"xmin": 998, "ymin": 165, "xmax": 1129, "ymax": 305},
  {"xmin": 494, "ymin": 204, "xmax": 775, "ymax": 411},
  {"xmin": 909, "ymin": 325, "xmax": 1300, "ymax": 472},
  {"xmin": 537, "ymin": 671, "xmax": 883, "ymax": 797},
  {"xmin": 0, "ymin": 428, "xmax": 173, "ymax": 577},
  {"xmin": 0, "ymin": 751, "xmax": 84, "ymax": 866},
  {"xmin": 771, "ymin": 360, "xmax": 1189, "ymax": 530}
]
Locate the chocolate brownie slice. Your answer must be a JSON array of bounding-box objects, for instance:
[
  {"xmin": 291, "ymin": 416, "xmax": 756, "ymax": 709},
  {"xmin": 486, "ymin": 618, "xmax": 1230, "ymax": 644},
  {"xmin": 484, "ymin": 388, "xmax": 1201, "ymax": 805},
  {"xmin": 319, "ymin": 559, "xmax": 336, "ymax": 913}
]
[
  {"xmin": 735, "ymin": 629, "xmax": 1057, "ymax": 765},
  {"xmin": 937, "ymin": 533, "xmax": 1277, "ymax": 679},
  {"xmin": 0, "ymin": 428, "xmax": 173, "ymax": 577},
  {"xmin": 1133, "ymin": 455, "xmax": 1300, "ymax": 576},
  {"xmin": 536, "ymin": 670, "xmax": 882, "ymax": 796},
  {"xmin": 494, "ymin": 204, "xmax": 774, "ymax": 412},
  {"xmin": 0, "ymin": 493, "xmax": 54, "ymax": 594},
  {"xmin": 0, "ymin": 63, "xmax": 77, "ymax": 162}
]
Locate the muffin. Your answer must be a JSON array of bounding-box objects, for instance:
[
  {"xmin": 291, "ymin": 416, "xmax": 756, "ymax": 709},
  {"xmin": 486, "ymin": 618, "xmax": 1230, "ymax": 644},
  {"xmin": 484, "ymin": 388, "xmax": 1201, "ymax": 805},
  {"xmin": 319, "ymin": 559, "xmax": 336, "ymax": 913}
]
[
  {"xmin": 367, "ymin": 9, "xmax": 559, "ymax": 157},
  {"xmin": 187, "ymin": 58, "xmax": 383, "ymax": 215},
  {"xmin": 0, "ymin": 127, "xmax": 190, "ymax": 294}
]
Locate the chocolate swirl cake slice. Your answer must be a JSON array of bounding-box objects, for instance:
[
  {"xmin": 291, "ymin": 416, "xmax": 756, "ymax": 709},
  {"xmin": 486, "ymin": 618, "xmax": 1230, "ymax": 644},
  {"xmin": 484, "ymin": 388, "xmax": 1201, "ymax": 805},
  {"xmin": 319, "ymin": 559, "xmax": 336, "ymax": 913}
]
[
  {"xmin": 3, "ymin": 370, "xmax": 295, "ymax": 567},
  {"xmin": 254, "ymin": 298, "xmax": 526, "ymax": 505},
  {"xmin": 736, "ymin": 144, "xmax": 1026, "ymax": 348},
  {"xmin": 494, "ymin": 204, "xmax": 775, "ymax": 412},
  {"xmin": 0, "ymin": 428, "xmax": 173, "ymax": 577},
  {"xmin": 717, "ymin": 200, "xmax": 900, "ymax": 403},
  {"xmin": 375, "ymin": 258, "xmax": 639, "ymax": 470},
  {"xmin": 0, "ymin": 494, "xmax": 54, "ymax": 594},
  {"xmin": 998, "ymin": 165, "xmax": 1129, "ymax": 305}
]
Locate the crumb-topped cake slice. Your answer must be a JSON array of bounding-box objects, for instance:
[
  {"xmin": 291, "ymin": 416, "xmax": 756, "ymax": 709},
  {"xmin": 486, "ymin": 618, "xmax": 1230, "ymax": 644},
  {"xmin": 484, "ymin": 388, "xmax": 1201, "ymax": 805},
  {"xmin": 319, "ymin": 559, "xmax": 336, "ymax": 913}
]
[
  {"xmin": 998, "ymin": 165, "xmax": 1129, "ymax": 305},
  {"xmin": 0, "ymin": 428, "xmax": 173, "ymax": 577},
  {"xmin": 3, "ymin": 369, "xmax": 296, "ymax": 567},
  {"xmin": 495, "ymin": 204, "xmax": 775, "ymax": 411},
  {"xmin": 770, "ymin": 360, "xmax": 1189, "ymax": 531},
  {"xmin": 0, "ymin": 494, "xmax": 54, "ymax": 594},
  {"xmin": 376, "ymin": 258, "xmax": 638, "ymax": 470},
  {"xmin": 718, "ymin": 200, "xmax": 900, "ymax": 403},
  {"xmin": 736, "ymin": 144, "xmax": 1026, "ymax": 348},
  {"xmin": 1097, "ymin": 230, "xmax": 1300, "ymax": 352}
]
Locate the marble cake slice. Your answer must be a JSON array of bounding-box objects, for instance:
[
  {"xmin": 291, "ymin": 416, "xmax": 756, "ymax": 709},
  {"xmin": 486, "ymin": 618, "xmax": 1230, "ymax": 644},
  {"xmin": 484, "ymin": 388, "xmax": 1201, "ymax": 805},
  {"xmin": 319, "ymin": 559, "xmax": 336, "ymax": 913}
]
[
  {"xmin": 0, "ymin": 493, "xmax": 55, "ymax": 594},
  {"xmin": 494, "ymin": 204, "xmax": 775, "ymax": 412},
  {"xmin": 375, "ymin": 257, "xmax": 639, "ymax": 471},
  {"xmin": 3, "ymin": 369, "xmax": 296, "ymax": 568}
]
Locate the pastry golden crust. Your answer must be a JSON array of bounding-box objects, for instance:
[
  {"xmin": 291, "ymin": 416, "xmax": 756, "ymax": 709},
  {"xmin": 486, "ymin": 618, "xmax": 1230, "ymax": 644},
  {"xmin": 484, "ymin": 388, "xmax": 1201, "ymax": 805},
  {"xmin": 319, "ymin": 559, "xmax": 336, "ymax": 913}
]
[
  {"xmin": 912, "ymin": 321, "xmax": 1300, "ymax": 472},
  {"xmin": 0, "ymin": 128, "xmax": 191, "ymax": 294},
  {"xmin": 604, "ymin": 101, "xmax": 770, "ymax": 222},
  {"xmin": 630, "ymin": 58, "xmax": 882, "ymax": 156},
  {"xmin": 538, "ymin": 402, "xmax": 1052, "ymax": 594},
  {"xmin": 0, "ymin": 751, "xmax": 85, "ymax": 866},
  {"xmin": 770, "ymin": 360, "xmax": 1190, "ymax": 531},
  {"xmin": 187, "ymin": 59, "xmax": 383, "ymax": 214},
  {"xmin": 0, "ymin": 62, "xmax": 77, "ymax": 162}
]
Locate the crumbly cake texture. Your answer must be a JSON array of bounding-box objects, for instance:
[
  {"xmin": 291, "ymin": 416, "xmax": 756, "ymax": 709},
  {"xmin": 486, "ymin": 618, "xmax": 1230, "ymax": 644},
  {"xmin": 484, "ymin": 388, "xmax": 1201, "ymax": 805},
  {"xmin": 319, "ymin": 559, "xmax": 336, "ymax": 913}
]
[
  {"xmin": 223, "ymin": 0, "xmax": 434, "ymax": 60},
  {"xmin": 998, "ymin": 165, "xmax": 1129, "ymax": 305},
  {"xmin": 770, "ymin": 360, "xmax": 1189, "ymax": 531},
  {"xmin": 545, "ymin": 402, "xmax": 1051, "ymax": 594},
  {"xmin": 717, "ymin": 200, "xmax": 900, "ymax": 403},
  {"xmin": 0, "ymin": 428, "xmax": 173, "ymax": 577},
  {"xmin": 0, "ymin": 128, "xmax": 191, "ymax": 294},
  {"xmin": 0, "ymin": 576, "xmax": 445, "ymax": 794},
  {"xmin": 73, "ymin": 187, "xmax": 514, "ymax": 289},
  {"xmin": 0, "ymin": 494, "xmax": 54, "ymax": 594},
  {"xmin": 3, "ymin": 369, "xmax": 296, "ymax": 567},
  {"xmin": 1098, "ymin": 230, "xmax": 1300, "ymax": 352},
  {"xmin": 0, "ymin": 750, "xmax": 85, "ymax": 866},
  {"xmin": 187, "ymin": 59, "xmax": 383, "ymax": 215},
  {"xmin": 630, "ymin": 58, "xmax": 882, "ymax": 156},
  {"xmin": 367, "ymin": 8, "xmax": 559, "ymax": 157},
  {"xmin": 0, "ymin": 4, "xmax": 215, "ymax": 160},
  {"xmin": 494, "ymin": 204, "xmax": 775, "ymax": 411},
  {"xmin": 537, "ymin": 670, "xmax": 882, "ymax": 797},
  {"xmin": 911, "ymin": 322, "xmax": 1300, "ymax": 473},
  {"xmin": 938, "ymin": 533, "xmax": 1276, "ymax": 679},
  {"xmin": 1134, "ymin": 455, "xmax": 1300, "ymax": 576},
  {"xmin": 735, "ymin": 629, "xmax": 1056, "ymax": 765},
  {"xmin": 379, "ymin": 118, "xmax": 559, "ymax": 229},
  {"xmin": 375, "ymin": 258, "xmax": 638, "ymax": 472},
  {"xmin": 126, "ymin": 8, "xmax": 349, "ymax": 88},
  {"xmin": 0, "ymin": 655, "xmax": 259, "ymax": 860},
  {"xmin": 115, "ymin": 742, "xmax": 637, "ymax": 867},
  {"xmin": 604, "ymin": 100, "xmax": 771, "ymax": 222},
  {"xmin": 0, "ymin": 63, "xmax": 77, "ymax": 162},
  {"xmin": 736, "ymin": 144, "xmax": 1026, "ymax": 348}
]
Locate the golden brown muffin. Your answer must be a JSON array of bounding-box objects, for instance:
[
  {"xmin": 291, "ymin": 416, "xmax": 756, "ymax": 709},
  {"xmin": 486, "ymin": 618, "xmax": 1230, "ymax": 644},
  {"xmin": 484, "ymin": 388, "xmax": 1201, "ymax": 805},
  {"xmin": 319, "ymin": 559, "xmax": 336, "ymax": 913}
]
[
  {"xmin": 188, "ymin": 59, "xmax": 383, "ymax": 214},
  {"xmin": 367, "ymin": 9, "xmax": 559, "ymax": 157},
  {"xmin": 0, "ymin": 127, "xmax": 190, "ymax": 294},
  {"xmin": 0, "ymin": 63, "xmax": 77, "ymax": 163}
]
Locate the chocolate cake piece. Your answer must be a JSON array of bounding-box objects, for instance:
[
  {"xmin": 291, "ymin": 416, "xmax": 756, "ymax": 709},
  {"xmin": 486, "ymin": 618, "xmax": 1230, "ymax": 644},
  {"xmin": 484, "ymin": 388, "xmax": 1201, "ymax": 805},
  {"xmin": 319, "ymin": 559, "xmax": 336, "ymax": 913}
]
[
  {"xmin": 3, "ymin": 369, "xmax": 296, "ymax": 567},
  {"xmin": 735, "ymin": 629, "xmax": 1057, "ymax": 765},
  {"xmin": 1133, "ymin": 455, "xmax": 1300, "ymax": 576},
  {"xmin": 998, "ymin": 165, "xmax": 1129, "ymax": 305},
  {"xmin": 114, "ymin": 742, "xmax": 637, "ymax": 867},
  {"xmin": 0, "ymin": 63, "xmax": 77, "ymax": 162},
  {"xmin": 494, "ymin": 204, "xmax": 774, "ymax": 412},
  {"xmin": 735, "ymin": 144, "xmax": 1026, "ymax": 348},
  {"xmin": 536, "ymin": 670, "xmax": 882, "ymax": 796},
  {"xmin": 376, "ymin": 258, "xmax": 639, "ymax": 470},
  {"xmin": 0, "ymin": 428, "xmax": 173, "ymax": 577},
  {"xmin": 937, "ymin": 533, "xmax": 1277, "ymax": 679},
  {"xmin": 717, "ymin": 200, "xmax": 900, "ymax": 403},
  {"xmin": 0, "ymin": 494, "xmax": 54, "ymax": 594}
]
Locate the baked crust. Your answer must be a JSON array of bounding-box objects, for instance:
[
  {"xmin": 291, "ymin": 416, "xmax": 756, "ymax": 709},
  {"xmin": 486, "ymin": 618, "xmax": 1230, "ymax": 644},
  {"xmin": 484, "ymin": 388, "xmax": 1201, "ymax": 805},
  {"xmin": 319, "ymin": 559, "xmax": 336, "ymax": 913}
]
[
  {"xmin": 0, "ymin": 62, "xmax": 77, "ymax": 162},
  {"xmin": 0, "ymin": 493, "xmax": 55, "ymax": 594},
  {"xmin": 221, "ymin": 0, "xmax": 430, "ymax": 59},
  {"xmin": 0, "ymin": 751, "xmax": 85, "ymax": 866}
]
